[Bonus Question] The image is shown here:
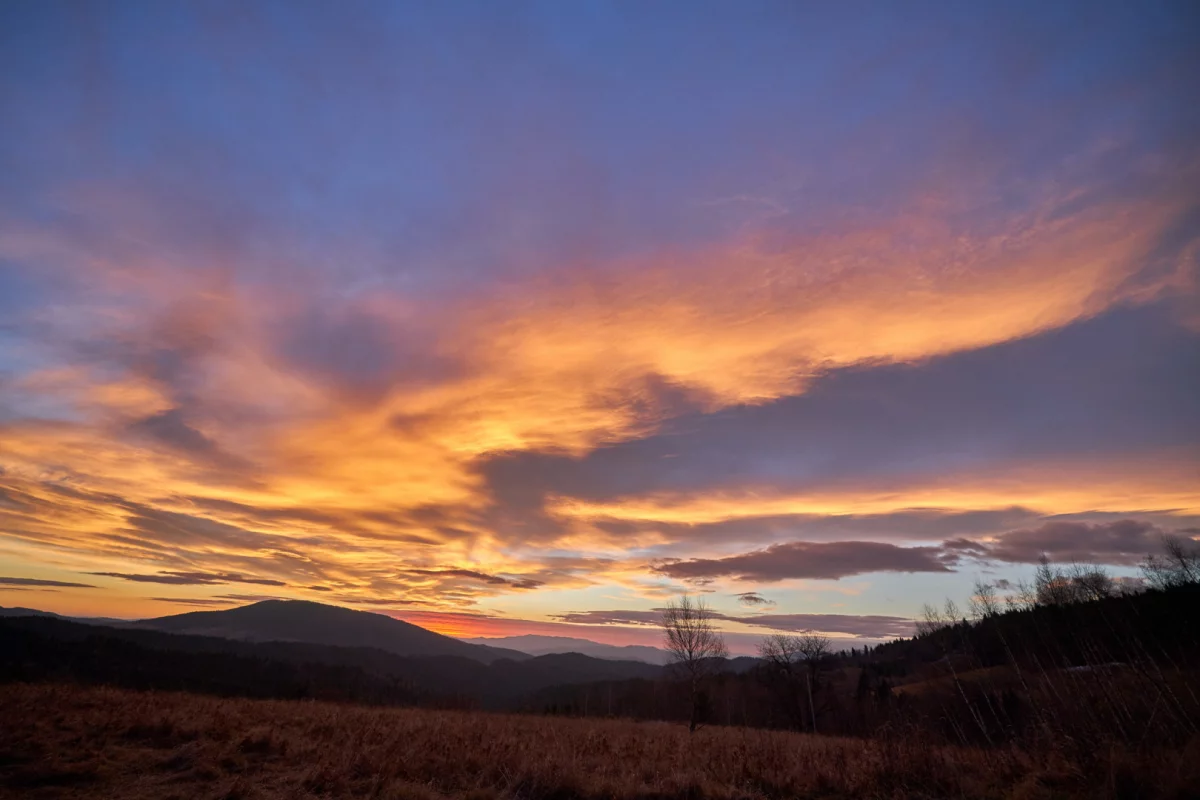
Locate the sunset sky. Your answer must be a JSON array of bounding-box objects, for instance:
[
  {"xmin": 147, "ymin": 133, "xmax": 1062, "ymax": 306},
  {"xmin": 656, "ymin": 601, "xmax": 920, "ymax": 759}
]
[{"xmin": 1, "ymin": 1, "xmax": 1198, "ymax": 653}]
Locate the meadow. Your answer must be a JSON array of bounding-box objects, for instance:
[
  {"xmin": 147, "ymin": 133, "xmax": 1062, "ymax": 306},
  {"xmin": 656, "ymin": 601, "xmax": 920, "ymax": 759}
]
[{"xmin": 2, "ymin": 682, "xmax": 1197, "ymax": 800}]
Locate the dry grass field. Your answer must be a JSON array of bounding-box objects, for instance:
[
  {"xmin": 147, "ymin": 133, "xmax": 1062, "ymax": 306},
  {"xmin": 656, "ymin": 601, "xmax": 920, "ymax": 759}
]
[{"xmin": 1, "ymin": 683, "xmax": 1197, "ymax": 800}]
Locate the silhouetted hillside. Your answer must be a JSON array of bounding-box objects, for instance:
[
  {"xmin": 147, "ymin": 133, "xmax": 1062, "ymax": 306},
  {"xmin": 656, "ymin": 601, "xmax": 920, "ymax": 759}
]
[
  {"xmin": 9, "ymin": 578, "xmax": 1197, "ymax": 752},
  {"xmin": 860, "ymin": 582, "xmax": 1200, "ymax": 676},
  {"xmin": 0, "ymin": 606, "xmax": 130, "ymax": 627},
  {"xmin": 0, "ymin": 606, "xmax": 61, "ymax": 619},
  {"xmin": 528, "ymin": 581, "xmax": 1200, "ymax": 749},
  {"xmin": 134, "ymin": 600, "xmax": 527, "ymax": 664},
  {"xmin": 0, "ymin": 615, "xmax": 662, "ymax": 709},
  {"xmin": 462, "ymin": 634, "xmax": 672, "ymax": 664},
  {"xmin": 0, "ymin": 616, "xmax": 426, "ymax": 706}
]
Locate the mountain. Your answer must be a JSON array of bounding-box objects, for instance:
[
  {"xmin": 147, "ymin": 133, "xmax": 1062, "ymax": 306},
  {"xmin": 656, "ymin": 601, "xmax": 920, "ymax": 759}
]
[
  {"xmin": 0, "ymin": 606, "xmax": 62, "ymax": 619},
  {"xmin": 0, "ymin": 615, "xmax": 426, "ymax": 706},
  {"xmin": 0, "ymin": 614, "xmax": 663, "ymax": 709},
  {"xmin": 723, "ymin": 656, "xmax": 762, "ymax": 674},
  {"xmin": 0, "ymin": 606, "xmax": 131, "ymax": 627},
  {"xmin": 0, "ymin": 601, "xmax": 757, "ymax": 713},
  {"xmin": 133, "ymin": 600, "xmax": 528, "ymax": 664},
  {"xmin": 462, "ymin": 634, "xmax": 672, "ymax": 664}
]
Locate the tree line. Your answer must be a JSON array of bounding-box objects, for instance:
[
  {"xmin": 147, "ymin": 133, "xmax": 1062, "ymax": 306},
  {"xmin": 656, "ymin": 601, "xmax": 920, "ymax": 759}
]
[{"xmin": 576, "ymin": 534, "xmax": 1200, "ymax": 754}]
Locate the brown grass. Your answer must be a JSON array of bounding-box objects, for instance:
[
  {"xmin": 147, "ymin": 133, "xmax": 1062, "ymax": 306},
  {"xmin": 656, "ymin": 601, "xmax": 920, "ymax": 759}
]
[{"xmin": 0, "ymin": 683, "xmax": 1197, "ymax": 799}]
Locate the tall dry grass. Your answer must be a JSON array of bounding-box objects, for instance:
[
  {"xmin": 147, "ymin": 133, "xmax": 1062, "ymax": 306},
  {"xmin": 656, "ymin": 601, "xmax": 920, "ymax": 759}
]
[{"xmin": 1, "ymin": 683, "xmax": 1196, "ymax": 799}]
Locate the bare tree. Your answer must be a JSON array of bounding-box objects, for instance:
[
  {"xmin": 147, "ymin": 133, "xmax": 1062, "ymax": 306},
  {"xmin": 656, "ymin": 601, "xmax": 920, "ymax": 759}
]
[
  {"xmin": 969, "ymin": 579, "xmax": 1001, "ymax": 620},
  {"xmin": 758, "ymin": 632, "xmax": 829, "ymax": 733},
  {"xmin": 758, "ymin": 633, "xmax": 805, "ymax": 728},
  {"xmin": 661, "ymin": 595, "xmax": 728, "ymax": 733},
  {"xmin": 915, "ymin": 602, "xmax": 948, "ymax": 636},
  {"xmin": 1165, "ymin": 536, "xmax": 1200, "ymax": 584},
  {"xmin": 944, "ymin": 598, "xmax": 963, "ymax": 623},
  {"xmin": 1142, "ymin": 535, "xmax": 1200, "ymax": 590},
  {"xmin": 1010, "ymin": 578, "xmax": 1038, "ymax": 611},
  {"xmin": 1035, "ymin": 555, "xmax": 1075, "ymax": 606},
  {"xmin": 1067, "ymin": 564, "xmax": 1114, "ymax": 602},
  {"xmin": 795, "ymin": 633, "xmax": 830, "ymax": 733}
]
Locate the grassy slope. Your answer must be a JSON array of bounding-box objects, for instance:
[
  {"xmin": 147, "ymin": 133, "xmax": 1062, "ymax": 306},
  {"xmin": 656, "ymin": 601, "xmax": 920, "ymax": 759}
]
[{"xmin": 2, "ymin": 683, "xmax": 1198, "ymax": 800}]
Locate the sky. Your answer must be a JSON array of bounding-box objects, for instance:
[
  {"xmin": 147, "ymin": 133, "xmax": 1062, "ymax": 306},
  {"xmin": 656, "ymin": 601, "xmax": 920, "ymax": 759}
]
[{"xmin": 1, "ymin": 1, "xmax": 1198, "ymax": 653}]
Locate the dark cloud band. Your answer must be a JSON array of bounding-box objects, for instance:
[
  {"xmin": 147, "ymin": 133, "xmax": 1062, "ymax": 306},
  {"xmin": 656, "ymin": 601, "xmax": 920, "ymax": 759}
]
[
  {"xmin": 654, "ymin": 540, "xmax": 956, "ymax": 582},
  {"xmin": 90, "ymin": 571, "xmax": 286, "ymax": 587},
  {"xmin": 0, "ymin": 576, "xmax": 96, "ymax": 588},
  {"xmin": 652, "ymin": 519, "xmax": 1195, "ymax": 583}
]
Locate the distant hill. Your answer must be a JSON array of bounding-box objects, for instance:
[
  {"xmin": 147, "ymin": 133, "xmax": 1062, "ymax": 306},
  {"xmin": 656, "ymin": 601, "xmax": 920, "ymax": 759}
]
[
  {"xmin": 0, "ymin": 614, "xmax": 663, "ymax": 709},
  {"xmin": 722, "ymin": 656, "xmax": 762, "ymax": 674},
  {"xmin": 0, "ymin": 615, "xmax": 426, "ymax": 706},
  {"xmin": 0, "ymin": 605, "xmax": 132, "ymax": 627},
  {"xmin": 461, "ymin": 634, "xmax": 672, "ymax": 664},
  {"xmin": 0, "ymin": 602, "xmax": 755, "ymax": 714},
  {"xmin": 133, "ymin": 600, "xmax": 528, "ymax": 664},
  {"xmin": 0, "ymin": 606, "xmax": 61, "ymax": 619}
]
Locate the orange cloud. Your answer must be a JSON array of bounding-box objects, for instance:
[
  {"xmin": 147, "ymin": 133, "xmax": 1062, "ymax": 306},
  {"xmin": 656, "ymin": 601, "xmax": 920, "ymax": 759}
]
[
  {"xmin": 547, "ymin": 452, "xmax": 1200, "ymax": 529},
  {"xmin": 0, "ymin": 175, "xmax": 1195, "ymax": 620}
]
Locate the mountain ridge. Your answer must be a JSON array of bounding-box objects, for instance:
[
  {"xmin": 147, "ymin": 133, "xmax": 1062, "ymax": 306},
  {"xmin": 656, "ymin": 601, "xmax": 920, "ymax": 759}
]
[
  {"xmin": 132, "ymin": 599, "xmax": 528, "ymax": 664},
  {"xmin": 462, "ymin": 634, "xmax": 672, "ymax": 664},
  {"xmin": 0, "ymin": 612, "xmax": 666, "ymax": 709}
]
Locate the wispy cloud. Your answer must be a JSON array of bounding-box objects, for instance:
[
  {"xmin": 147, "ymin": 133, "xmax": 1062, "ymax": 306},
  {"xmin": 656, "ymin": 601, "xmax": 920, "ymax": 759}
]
[
  {"xmin": 402, "ymin": 568, "xmax": 543, "ymax": 590},
  {"xmin": 148, "ymin": 597, "xmax": 237, "ymax": 607},
  {"xmin": 0, "ymin": 576, "xmax": 95, "ymax": 588},
  {"xmin": 90, "ymin": 571, "xmax": 287, "ymax": 587}
]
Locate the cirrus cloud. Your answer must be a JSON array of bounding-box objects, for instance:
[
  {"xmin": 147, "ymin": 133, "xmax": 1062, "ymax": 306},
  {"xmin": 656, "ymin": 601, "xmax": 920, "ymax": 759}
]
[
  {"xmin": 0, "ymin": 576, "xmax": 96, "ymax": 589},
  {"xmin": 88, "ymin": 570, "xmax": 287, "ymax": 587}
]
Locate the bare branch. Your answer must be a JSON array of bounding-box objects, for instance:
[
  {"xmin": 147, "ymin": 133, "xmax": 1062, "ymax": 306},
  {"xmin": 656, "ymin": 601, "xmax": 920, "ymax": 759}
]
[
  {"xmin": 660, "ymin": 595, "xmax": 728, "ymax": 733},
  {"xmin": 969, "ymin": 579, "xmax": 1001, "ymax": 620}
]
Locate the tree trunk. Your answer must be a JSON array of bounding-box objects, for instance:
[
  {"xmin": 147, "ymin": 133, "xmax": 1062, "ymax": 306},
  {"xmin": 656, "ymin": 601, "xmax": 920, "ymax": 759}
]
[
  {"xmin": 689, "ymin": 673, "xmax": 698, "ymax": 733},
  {"xmin": 807, "ymin": 672, "xmax": 817, "ymax": 734}
]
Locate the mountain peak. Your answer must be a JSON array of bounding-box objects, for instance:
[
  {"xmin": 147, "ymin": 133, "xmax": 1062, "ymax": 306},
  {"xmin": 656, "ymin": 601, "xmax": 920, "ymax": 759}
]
[{"xmin": 136, "ymin": 600, "xmax": 527, "ymax": 663}]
